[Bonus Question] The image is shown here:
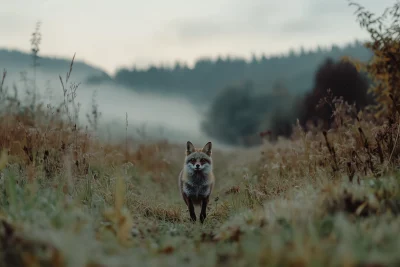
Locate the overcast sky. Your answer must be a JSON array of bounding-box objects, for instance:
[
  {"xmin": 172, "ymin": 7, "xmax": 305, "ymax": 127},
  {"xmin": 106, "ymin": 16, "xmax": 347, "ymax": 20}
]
[{"xmin": 0, "ymin": 0, "xmax": 396, "ymax": 74}]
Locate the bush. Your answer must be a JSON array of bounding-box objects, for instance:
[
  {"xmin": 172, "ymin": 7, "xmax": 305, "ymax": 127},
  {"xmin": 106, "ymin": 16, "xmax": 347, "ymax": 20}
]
[{"xmin": 298, "ymin": 57, "xmax": 371, "ymax": 129}]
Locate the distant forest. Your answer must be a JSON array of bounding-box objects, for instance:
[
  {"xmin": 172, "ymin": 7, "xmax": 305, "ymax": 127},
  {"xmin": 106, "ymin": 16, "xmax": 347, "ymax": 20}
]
[{"xmin": 87, "ymin": 40, "xmax": 373, "ymax": 103}]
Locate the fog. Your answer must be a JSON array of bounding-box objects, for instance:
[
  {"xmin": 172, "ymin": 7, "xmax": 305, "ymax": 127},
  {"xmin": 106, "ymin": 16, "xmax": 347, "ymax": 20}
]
[{"xmin": 2, "ymin": 68, "xmax": 235, "ymax": 151}]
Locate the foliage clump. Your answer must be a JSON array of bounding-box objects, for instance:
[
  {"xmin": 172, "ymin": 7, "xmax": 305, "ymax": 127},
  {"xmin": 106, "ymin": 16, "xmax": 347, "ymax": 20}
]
[
  {"xmin": 347, "ymin": 0, "xmax": 400, "ymax": 118},
  {"xmin": 298, "ymin": 57, "xmax": 372, "ymax": 130}
]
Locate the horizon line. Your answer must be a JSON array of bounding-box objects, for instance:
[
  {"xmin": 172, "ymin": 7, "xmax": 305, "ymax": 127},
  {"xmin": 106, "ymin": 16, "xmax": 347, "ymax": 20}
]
[{"xmin": 0, "ymin": 38, "xmax": 370, "ymax": 76}]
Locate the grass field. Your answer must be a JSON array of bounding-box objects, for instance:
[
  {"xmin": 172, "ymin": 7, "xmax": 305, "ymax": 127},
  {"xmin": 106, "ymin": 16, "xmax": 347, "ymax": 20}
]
[{"xmin": 1, "ymin": 61, "xmax": 400, "ymax": 267}]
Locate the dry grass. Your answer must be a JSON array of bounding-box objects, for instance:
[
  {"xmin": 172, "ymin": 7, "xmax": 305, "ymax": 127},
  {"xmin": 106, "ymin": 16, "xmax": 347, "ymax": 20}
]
[{"xmin": 1, "ymin": 65, "xmax": 400, "ymax": 267}]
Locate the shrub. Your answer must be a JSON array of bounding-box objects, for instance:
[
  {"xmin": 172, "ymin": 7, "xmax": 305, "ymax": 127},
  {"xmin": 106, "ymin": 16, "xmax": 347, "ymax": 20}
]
[{"xmin": 298, "ymin": 57, "xmax": 371, "ymax": 130}]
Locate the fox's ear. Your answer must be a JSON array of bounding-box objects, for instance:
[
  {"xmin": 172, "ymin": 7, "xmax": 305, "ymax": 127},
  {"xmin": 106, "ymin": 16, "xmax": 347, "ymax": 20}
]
[
  {"xmin": 202, "ymin": 142, "xmax": 212, "ymax": 156},
  {"xmin": 186, "ymin": 141, "xmax": 195, "ymax": 155}
]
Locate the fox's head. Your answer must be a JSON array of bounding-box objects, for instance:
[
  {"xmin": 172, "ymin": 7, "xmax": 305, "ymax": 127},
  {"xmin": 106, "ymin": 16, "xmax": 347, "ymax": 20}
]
[{"xmin": 184, "ymin": 141, "xmax": 213, "ymax": 174}]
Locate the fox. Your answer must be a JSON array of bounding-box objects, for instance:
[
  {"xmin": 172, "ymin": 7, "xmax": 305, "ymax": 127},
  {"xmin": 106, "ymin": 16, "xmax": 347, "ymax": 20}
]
[{"xmin": 178, "ymin": 141, "xmax": 214, "ymax": 223}]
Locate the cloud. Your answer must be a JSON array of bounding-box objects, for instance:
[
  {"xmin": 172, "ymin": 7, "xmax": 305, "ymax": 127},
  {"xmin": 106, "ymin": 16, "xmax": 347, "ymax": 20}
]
[
  {"xmin": 279, "ymin": 18, "xmax": 321, "ymax": 35},
  {"xmin": 0, "ymin": 14, "xmax": 33, "ymax": 34},
  {"xmin": 308, "ymin": 0, "xmax": 396, "ymax": 17},
  {"xmin": 307, "ymin": 0, "xmax": 350, "ymax": 16},
  {"xmin": 166, "ymin": 0, "xmax": 277, "ymax": 42},
  {"xmin": 276, "ymin": 0, "xmax": 398, "ymax": 38},
  {"xmin": 173, "ymin": 19, "xmax": 234, "ymax": 40},
  {"xmin": 167, "ymin": 0, "xmax": 334, "ymax": 43},
  {"xmin": 276, "ymin": 0, "xmax": 395, "ymax": 36}
]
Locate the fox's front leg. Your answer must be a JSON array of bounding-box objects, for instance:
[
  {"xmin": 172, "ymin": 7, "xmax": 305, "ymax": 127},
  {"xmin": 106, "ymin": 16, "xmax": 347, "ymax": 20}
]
[
  {"xmin": 200, "ymin": 195, "xmax": 209, "ymax": 224},
  {"xmin": 188, "ymin": 197, "xmax": 196, "ymax": 222}
]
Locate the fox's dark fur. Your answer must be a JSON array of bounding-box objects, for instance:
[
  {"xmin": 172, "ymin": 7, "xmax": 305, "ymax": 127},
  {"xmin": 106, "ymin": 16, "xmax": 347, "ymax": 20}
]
[{"xmin": 179, "ymin": 141, "xmax": 214, "ymax": 223}]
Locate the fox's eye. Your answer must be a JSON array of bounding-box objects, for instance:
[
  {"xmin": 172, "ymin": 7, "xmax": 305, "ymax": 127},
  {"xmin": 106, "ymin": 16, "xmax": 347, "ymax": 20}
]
[
  {"xmin": 190, "ymin": 159, "xmax": 196, "ymax": 164},
  {"xmin": 200, "ymin": 158, "xmax": 208, "ymax": 164}
]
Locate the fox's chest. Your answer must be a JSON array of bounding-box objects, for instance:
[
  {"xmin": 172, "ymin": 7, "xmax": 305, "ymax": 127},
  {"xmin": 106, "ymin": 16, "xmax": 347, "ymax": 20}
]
[
  {"xmin": 183, "ymin": 182, "xmax": 211, "ymax": 197},
  {"xmin": 182, "ymin": 176, "xmax": 212, "ymax": 198}
]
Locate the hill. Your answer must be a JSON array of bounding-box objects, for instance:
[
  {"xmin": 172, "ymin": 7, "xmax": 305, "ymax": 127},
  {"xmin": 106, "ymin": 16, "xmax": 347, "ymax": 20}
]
[
  {"xmin": 87, "ymin": 40, "xmax": 373, "ymax": 104},
  {"xmin": 0, "ymin": 49, "xmax": 108, "ymax": 81}
]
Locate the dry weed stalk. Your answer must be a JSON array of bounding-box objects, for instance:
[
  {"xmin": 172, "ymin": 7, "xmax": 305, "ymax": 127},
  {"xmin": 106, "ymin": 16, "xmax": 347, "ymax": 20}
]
[{"xmin": 101, "ymin": 175, "xmax": 134, "ymax": 247}]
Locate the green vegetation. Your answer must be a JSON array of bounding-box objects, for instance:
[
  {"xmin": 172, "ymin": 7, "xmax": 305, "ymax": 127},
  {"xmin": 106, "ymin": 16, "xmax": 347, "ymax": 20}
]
[{"xmin": 1, "ymin": 1, "xmax": 400, "ymax": 266}]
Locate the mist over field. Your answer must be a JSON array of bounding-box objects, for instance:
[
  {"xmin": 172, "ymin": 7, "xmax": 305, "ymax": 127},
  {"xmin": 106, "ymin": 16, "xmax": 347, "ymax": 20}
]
[{"xmin": 1, "ymin": 67, "xmax": 235, "ymax": 151}]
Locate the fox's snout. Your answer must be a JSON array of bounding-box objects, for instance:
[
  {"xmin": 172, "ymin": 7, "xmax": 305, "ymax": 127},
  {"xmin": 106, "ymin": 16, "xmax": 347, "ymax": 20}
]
[{"xmin": 195, "ymin": 163, "xmax": 201, "ymax": 171}]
